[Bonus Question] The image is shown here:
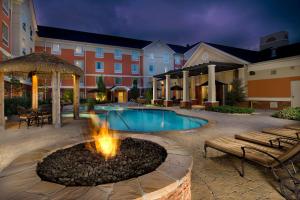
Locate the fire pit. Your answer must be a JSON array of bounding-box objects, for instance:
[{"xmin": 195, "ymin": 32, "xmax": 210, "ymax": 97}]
[{"xmin": 36, "ymin": 138, "xmax": 167, "ymax": 186}]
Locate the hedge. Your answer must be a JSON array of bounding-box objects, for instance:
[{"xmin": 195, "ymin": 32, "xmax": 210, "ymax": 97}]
[
  {"xmin": 272, "ymin": 107, "xmax": 300, "ymax": 121},
  {"xmin": 207, "ymin": 105, "xmax": 255, "ymax": 114}
]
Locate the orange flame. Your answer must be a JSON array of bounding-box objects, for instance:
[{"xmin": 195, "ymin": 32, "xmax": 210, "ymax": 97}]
[{"xmin": 87, "ymin": 113, "xmax": 119, "ymax": 160}]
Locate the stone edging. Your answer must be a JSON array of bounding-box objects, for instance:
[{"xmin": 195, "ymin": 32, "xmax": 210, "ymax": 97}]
[{"xmin": 0, "ymin": 133, "xmax": 192, "ymax": 200}]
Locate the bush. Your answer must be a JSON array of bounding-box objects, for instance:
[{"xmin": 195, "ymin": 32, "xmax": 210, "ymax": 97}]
[
  {"xmin": 272, "ymin": 107, "xmax": 300, "ymax": 121},
  {"xmin": 207, "ymin": 105, "xmax": 254, "ymax": 114},
  {"xmin": 144, "ymin": 88, "xmax": 153, "ymax": 104},
  {"xmin": 87, "ymin": 98, "xmax": 97, "ymax": 111},
  {"xmin": 62, "ymin": 89, "xmax": 73, "ymax": 104},
  {"xmin": 226, "ymin": 79, "xmax": 245, "ymax": 106},
  {"xmin": 5, "ymin": 97, "xmax": 31, "ymax": 116}
]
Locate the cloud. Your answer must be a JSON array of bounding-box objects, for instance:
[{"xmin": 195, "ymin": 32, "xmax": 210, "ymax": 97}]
[{"xmin": 34, "ymin": 0, "xmax": 300, "ymax": 50}]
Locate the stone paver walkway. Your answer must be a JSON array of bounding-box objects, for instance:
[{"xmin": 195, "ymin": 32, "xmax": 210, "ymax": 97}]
[{"xmin": 0, "ymin": 107, "xmax": 299, "ymax": 199}]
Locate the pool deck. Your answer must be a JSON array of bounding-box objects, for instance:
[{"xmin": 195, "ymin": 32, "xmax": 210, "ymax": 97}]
[{"xmin": 1, "ymin": 106, "xmax": 299, "ymax": 199}]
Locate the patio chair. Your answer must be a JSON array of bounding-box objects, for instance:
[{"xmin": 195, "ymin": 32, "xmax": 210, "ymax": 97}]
[
  {"xmin": 262, "ymin": 128, "xmax": 300, "ymax": 139},
  {"xmin": 37, "ymin": 104, "xmax": 52, "ymax": 127},
  {"xmin": 203, "ymin": 136, "xmax": 300, "ymax": 177},
  {"xmin": 235, "ymin": 131, "xmax": 298, "ymax": 150},
  {"xmin": 16, "ymin": 106, "xmax": 36, "ymax": 128}
]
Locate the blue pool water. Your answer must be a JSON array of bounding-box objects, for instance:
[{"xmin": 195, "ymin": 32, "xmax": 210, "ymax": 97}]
[{"xmin": 101, "ymin": 109, "xmax": 207, "ymax": 132}]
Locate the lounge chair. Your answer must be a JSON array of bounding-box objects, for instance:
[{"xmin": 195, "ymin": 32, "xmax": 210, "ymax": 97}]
[
  {"xmin": 16, "ymin": 106, "xmax": 36, "ymax": 128},
  {"xmin": 37, "ymin": 104, "xmax": 52, "ymax": 127},
  {"xmin": 204, "ymin": 136, "xmax": 300, "ymax": 177},
  {"xmin": 263, "ymin": 128, "xmax": 300, "ymax": 139},
  {"xmin": 235, "ymin": 131, "xmax": 298, "ymax": 150},
  {"xmin": 285, "ymin": 124, "xmax": 300, "ymax": 131}
]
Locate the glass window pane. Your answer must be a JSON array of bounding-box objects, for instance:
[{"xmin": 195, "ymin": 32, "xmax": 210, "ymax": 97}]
[{"xmin": 96, "ymin": 48, "xmax": 103, "ymax": 58}]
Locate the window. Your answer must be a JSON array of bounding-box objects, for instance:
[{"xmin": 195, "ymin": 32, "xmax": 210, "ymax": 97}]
[
  {"xmin": 51, "ymin": 43, "xmax": 60, "ymax": 54},
  {"xmin": 271, "ymin": 49, "xmax": 277, "ymax": 57},
  {"xmin": 131, "ymin": 51, "xmax": 139, "ymax": 61},
  {"xmin": 148, "ymin": 64, "xmax": 155, "ymax": 74},
  {"xmin": 132, "ymin": 78, "xmax": 139, "ymax": 87},
  {"xmin": 249, "ymin": 71, "xmax": 255, "ymax": 76},
  {"xmin": 74, "ymin": 60, "xmax": 84, "ymax": 70},
  {"xmin": 2, "ymin": 23, "xmax": 8, "ymax": 46},
  {"xmin": 270, "ymin": 70, "xmax": 277, "ymax": 75},
  {"xmin": 114, "ymin": 49, "xmax": 122, "ymax": 60},
  {"xmin": 22, "ymin": 22, "xmax": 26, "ymax": 32},
  {"xmin": 22, "ymin": 48, "xmax": 26, "ymax": 55},
  {"xmin": 163, "ymin": 53, "xmax": 169, "ymax": 64},
  {"xmin": 30, "ymin": 26, "xmax": 33, "ymax": 41},
  {"xmin": 95, "ymin": 62, "xmax": 104, "ymax": 72},
  {"xmin": 30, "ymin": 48, "xmax": 33, "ymax": 53},
  {"xmin": 95, "ymin": 48, "xmax": 104, "ymax": 58},
  {"xmin": 114, "ymin": 63, "xmax": 122, "ymax": 73},
  {"xmin": 2, "ymin": 0, "xmax": 9, "ymax": 16},
  {"xmin": 175, "ymin": 55, "xmax": 181, "ymax": 65},
  {"xmin": 131, "ymin": 64, "xmax": 139, "ymax": 74},
  {"xmin": 115, "ymin": 77, "xmax": 122, "ymax": 85},
  {"xmin": 74, "ymin": 46, "xmax": 84, "ymax": 56},
  {"xmin": 149, "ymin": 53, "xmax": 154, "ymax": 59},
  {"xmin": 80, "ymin": 77, "xmax": 84, "ymax": 85}
]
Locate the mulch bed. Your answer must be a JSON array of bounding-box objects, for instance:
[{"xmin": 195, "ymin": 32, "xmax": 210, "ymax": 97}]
[{"xmin": 36, "ymin": 138, "xmax": 167, "ymax": 186}]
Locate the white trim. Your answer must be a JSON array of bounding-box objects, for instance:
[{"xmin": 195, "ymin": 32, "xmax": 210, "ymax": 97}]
[
  {"xmin": 247, "ymin": 97, "xmax": 291, "ymax": 101},
  {"xmin": 85, "ymin": 74, "xmax": 151, "ymax": 78},
  {"xmin": 0, "ymin": 46, "xmax": 11, "ymax": 57},
  {"xmin": 110, "ymin": 85, "xmax": 130, "ymax": 92},
  {"xmin": 248, "ymin": 56, "xmax": 300, "ymax": 71},
  {"xmin": 183, "ymin": 42, "xmax": 249, "ymax": 68},
  {"xmin": 142, "ymin": 40, "xmax": 175, "ymax": 54}
]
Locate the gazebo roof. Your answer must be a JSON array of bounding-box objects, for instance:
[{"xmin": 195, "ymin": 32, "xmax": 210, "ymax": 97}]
[{"xmin": 0, "ymin": 52, "xmax": 84, "ymax": 76}]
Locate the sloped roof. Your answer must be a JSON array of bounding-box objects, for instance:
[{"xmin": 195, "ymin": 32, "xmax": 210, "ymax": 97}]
[
  {"xmin": 0, "ymin": 52, "xmax": 84, "ymax": 76},
  {"xmin": 37, "ymin": 26, "xmax": 192, "ymax": 53}
]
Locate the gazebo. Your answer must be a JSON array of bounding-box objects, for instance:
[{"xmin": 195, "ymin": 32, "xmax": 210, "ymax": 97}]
[{"xmin": 0, "ymin": 52, "xmax": 84, "ymax": 130}]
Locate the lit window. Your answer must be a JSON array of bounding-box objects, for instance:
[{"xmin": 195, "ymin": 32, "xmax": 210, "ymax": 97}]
[
  {"xmin": 2, "ymin": 23, "xmax": 8, "ymax": 46},
  {"xmin": 163, "ymin": 53, "xmax": 169, "ymax": 64},
  {"xmin": 175, "ymin": 55, "xmax": 181, "ymax": 65},
  {"xmin": 115, "ymin": 77, "xmax": 122, "ymax": 85},
  {"xmin": 148, "ymin": 64, "xmax": 155, "ymax": 73},
  {"xmin": 149, "ymin": 53, "xmax": 154, "ymax": 59},
  {"xmin": 131, "ymin": 51, "xmax": 139, "ymax": 61},
  {"xmin": 114, "ymin": 63, "xmax": 122, "ymax": 73},
  {"xmin": 2, "ymin": 0, "xmax": 9, "ymax": 16},
  {"xmin": 131, "ymin": 64, "xmax": 139, "ymax": 74},
  {"xmin": 51, "ymin": 43, "xmax": 60, "ymax": 54},
  {"xmin": 95, "ymin": 62, "xmax": 104, "ymax": 72},
  {"xmin": 74, "ymin": 46, "xmax": 84, "ymax": 56},
  {"xmin": 114, "ymin": 49, "xmax": 122, "ymax": 60},
  {"xmin": 95, "ymin": 48, "xmax": 104, "ymax": 58},
  {"xmin": 74, "ymin": 60, "xmax": 84, "ymax": 69}
]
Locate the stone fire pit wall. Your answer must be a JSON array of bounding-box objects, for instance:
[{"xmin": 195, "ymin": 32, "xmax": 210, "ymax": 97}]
[{"xmin": 0, "ymin": 134, "xmax": 193, "ymax": 200}]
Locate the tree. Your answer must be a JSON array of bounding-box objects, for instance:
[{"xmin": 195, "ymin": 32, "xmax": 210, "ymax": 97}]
[
  {"xmin": 145, "ymin": 88, "xmax": 153, "ymax": 104},
  {"xmin": 226, "ymin": 79, "xmax": 245, "ymax": 106},
  {"xmin": 129, "ymin": 79, "xmax": 139, "ymax": 100},
  {"xmin": 96, "ymin": 76, "xmax": 106, "ymax": 101}
]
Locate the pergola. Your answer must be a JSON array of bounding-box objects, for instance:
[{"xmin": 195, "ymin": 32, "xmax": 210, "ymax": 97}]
[
  {"xmin": 0, "ymin": 52, "xmax": 84, "ymax": 130},
  {"xmin": 152, "ymin": 61, "xmax": 244, "ymax": 108}
]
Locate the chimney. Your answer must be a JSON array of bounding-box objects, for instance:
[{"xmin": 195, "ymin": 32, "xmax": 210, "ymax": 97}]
[{"xmin": 259, "ymin": 31, "xmax": 289, "ymax": 51}]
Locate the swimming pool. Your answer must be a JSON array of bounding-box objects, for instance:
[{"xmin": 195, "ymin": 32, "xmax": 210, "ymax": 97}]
[{"xmin": 101, "ymin": 109, "xmax": 208, "ymax": 132}]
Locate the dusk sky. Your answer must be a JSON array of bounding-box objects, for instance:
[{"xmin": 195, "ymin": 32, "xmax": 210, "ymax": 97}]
[{"xmin": 34, "ymin": 0, "xmax": 300, "ymax": 50}]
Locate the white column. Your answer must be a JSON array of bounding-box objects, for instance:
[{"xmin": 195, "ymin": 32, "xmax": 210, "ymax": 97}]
[
  {"xmin": 182, "ymin": 70, "xmax": 190, "ymax": 102},
  {"xmin": 152, "ymin": 77, "xmax": 157, "ymax": 104},
  {"xmin": 208, "ymin": 64, "xmax": 216, "ymax": 102},
  {"xmin": 0, "ymin": 72, "xmax": 5, "ymax": 130},
  {"xmin": 238, "ymin": 65, "xmax": 247, "ymax": 96},
  {"xmin": 52, "ymin": 71, "xmax": 61, "ymax": 128},
  {"xmin": 190, "ymin": 76, "xmax": 196, "ymax": 100},
  {"xmin": 32, "ymin": 74, "xmax": 38, "ymax": 110},
  {"xmin": 73, "ymin": 75, "xmax": 80, "ymax": 120},
  {"xmin": 165, "ymin": 75, "xmax": 171, "ymax": 101}
]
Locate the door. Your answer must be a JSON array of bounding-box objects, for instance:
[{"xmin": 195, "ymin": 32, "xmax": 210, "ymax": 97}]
[
  {"xmin": 291, "ymin": 81, "xmax": 300, "ymax": 107},
  {"xmin": 118, "ymin": 91, "xmax": 124, "ymax": 103}
]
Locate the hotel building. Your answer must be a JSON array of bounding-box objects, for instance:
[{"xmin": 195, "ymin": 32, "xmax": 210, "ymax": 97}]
[{"xmin": 1, "ymin": 0, "xmax": 300, "ymax": 109}]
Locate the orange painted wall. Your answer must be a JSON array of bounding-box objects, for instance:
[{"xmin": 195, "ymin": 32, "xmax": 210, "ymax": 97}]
[
  {"xmin": 0, "ymin": 0, "xmax": 11, "ymax": 59},
  {"xmin": 248, "ymin": 76, "xmax": 300, "ymax": 97},
  {"xmin": 35, "ymin": 46, "xmax": 143, "ymax": 88}
]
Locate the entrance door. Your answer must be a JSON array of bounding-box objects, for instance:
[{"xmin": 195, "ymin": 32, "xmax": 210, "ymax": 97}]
[
  {"xmin": 291, "ymin": 81, "xmax": 300, "ymax": 107},
  {"xmin": 118, "ymin": 91, "xmax": 124, "ymax": 103}
]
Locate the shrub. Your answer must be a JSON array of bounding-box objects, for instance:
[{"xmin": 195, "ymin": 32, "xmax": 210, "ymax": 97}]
[
  {"xmin": 87, "ymin": 98, "xmax": 97, "ymax": 111},
  {"xmin": 207, "ymin": 105, "xmax": 254, "ymax": 114},
  {"xmin": 272, "ymin": 107, "xmax": 300, "ymax": 121},
  {"xmin": 144, "ymin": 88, "xmax": 153, "ymax": 104},
  {"xmin": 128, "ymin": 79, "xmax": 139, "ymax": 100},
  {"xmin": 5, "ymin": 97, "xmax": 31, "ymax": 116},
  {"xmin": 62, "ymin": 89, "xmax": 73, "ymax": 104},
  {"xmin": 226, "ymin": 79, "xmax": 245, "ymax": 106},
  {"xmin": 96, "ymin": 76, "xmax": 107, "ymax": 102}
]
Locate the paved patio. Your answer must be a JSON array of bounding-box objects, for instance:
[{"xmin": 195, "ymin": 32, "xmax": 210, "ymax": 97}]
[{"xmin": 0, "ymin": 107, "xmax": 299, "ymax": 199}]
